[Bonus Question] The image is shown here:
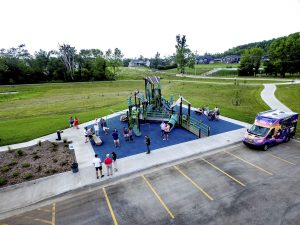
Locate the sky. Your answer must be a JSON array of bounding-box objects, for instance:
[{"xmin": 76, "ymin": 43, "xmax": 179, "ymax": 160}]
[{"xmin": 0, "ymin": 0, "xmax": 300, "ymax": 58}]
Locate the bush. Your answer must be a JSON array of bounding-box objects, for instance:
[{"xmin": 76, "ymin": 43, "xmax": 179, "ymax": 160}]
[
  {"xmin": 60, "ymin": 160, "xmax": 68, "ymax": 166},
  {"xmin": 32, "ymin": 153, "xmax": 40, "ymax": 160},
  {"xmin": 22, "ymin": 163, "xmax": 31, "ymax": 168},
  {"xmin": 12, "ymin": 172, "xmax": 19, "ymax": 177},
  {"xmin": 1, "ymin": 166, "xmax": 10, "ymax": 173},
  {"xmin": 52, "ymin": 142, "xmax": 58, "ymax": 147},
  {"xmin": 0, "ymin": 177, "xmax": 7, "ymax": 186},
  {"xmin": 8, "ymin": 160, "xmax": 18, "ymax": 167},
  {"xmin": 24, "ymin": 173, "xmax": 33, "ymax": 179},
  {"xmin": 16, "ymin": 149, "xmax": 24, "ymax": 156}
]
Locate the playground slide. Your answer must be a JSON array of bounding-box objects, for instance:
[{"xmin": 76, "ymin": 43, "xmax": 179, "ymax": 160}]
[
  {"xmin": 168, "ymin": 114, "xmax": 179, "ymax": 131},
  {"xmin": 133, "ymin": 124, "xmax": 142, "ymax": 137},
  {"xmin": 161, "ymin": 98, "xmax": 172, "ymax": 111}
]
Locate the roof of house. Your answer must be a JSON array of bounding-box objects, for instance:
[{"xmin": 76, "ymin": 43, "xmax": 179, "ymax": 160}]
[{"xmin": 144, "ymin": 76, "xmax": 160, "ymax": 84}]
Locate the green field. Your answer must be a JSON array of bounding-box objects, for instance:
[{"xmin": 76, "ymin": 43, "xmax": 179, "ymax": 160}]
[
  {"xmin": 0, "ymin": 79, "xmax": 269, "ymax": 146},
  {"xmin": 161, "ymin": 63, "xmax": 240, "ymax": 75},
  {"xmin": 118, "ymin": 68, "xmax": 289, "ymax": 84},
  {"xmin": 276, "ymin": 83, "xmax": 300, "ymax": 137}
]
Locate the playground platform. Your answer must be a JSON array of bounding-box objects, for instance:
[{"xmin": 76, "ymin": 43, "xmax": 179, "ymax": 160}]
[{"xmin": 90, "ymin": 107, "xmax": 244, "ymax": 161}]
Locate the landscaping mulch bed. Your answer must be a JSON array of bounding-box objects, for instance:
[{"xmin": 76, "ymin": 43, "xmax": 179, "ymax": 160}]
[{"xmin": 0, "ymin": 141, "xmax": 75, "ymax": 188}]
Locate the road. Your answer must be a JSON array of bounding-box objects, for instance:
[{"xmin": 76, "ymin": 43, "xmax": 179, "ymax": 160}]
[{"xmin": 1, "ymin": 140, "xmax": 300, "ymax": 225}]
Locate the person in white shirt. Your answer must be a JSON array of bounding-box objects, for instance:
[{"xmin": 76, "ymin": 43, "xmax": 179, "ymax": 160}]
[
  {"xmin": 92, "ymin": 154, "xmax": 104, "ymax": 179},
  {"xmin": 160, "ymin": 121, "xmax": 166, "ymax": 137},
  {"xmin": 94, "ymin": 124, "xmax": 100, "ymax": 136}
]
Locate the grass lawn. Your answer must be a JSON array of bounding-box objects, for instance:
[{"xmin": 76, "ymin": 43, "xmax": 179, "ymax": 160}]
[
  {"xmin": 0, "ymin": 80, "xmax": 269, "ymax": 146},
  {"xmin": 118, "ymin": 68, "xmax": 289, "ymax": 84},
  {"xmin": 161, "ymin": 63, "xmax": 240, "ymax": 75},
  {"xmin": 276, "ymin": 83, "xmax": 300, "ymax": 137}
]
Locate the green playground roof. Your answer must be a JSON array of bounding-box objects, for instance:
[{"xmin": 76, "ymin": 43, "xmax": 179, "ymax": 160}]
[{"xmin": 144, "ymin": 76, "xmax": 160, "ymax": 84}]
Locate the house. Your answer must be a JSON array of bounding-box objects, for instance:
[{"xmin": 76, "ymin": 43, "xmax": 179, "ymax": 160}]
[
  {"xmin": 196, "ymin": 55, "xmax": 214, "ymax": 64},
  {"xmin": 222, "ymin": 55, "xmax": 240, "ymax": 64},
  {"xmin": 128, "ymin": 59, "xmax": 151, "ymax": 67}
]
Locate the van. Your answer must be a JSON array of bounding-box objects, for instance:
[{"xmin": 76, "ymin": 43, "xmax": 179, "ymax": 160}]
[{"xmin": 243, "ymin": 109, "xmax": 298, "ymax": 150}]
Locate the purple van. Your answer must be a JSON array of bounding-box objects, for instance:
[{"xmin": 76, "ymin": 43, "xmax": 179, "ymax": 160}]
[{"xmin": 243, "ymin": 109, "xmax": 298, "ymax": 150}]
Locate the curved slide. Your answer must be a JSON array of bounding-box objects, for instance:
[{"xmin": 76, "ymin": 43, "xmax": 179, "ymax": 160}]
[
  {"xmin": 168, "ymin": 114, "xmax": 179, "ymax": 131},
  {"xmin": 161, "ymin": 98, "xmax": 172, "ymax": 111}
]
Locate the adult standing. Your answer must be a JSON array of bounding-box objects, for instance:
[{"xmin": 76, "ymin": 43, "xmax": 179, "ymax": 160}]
[
  {"xmin": 160, "ymin": 121, "xmax": 166, "ymax": 137},
  {"xmin": 111, "ymin": 151, "xmax": 118, "ymax": 172},
  {"xmin": 104, "ymin": 154, "xmax": 113, "ymax": 176},
  {"xmin": 112, "ymin": 129, "xmax": 120, "ymax": 147},
  {"xmin": 92, "ymin": 154, "xmax": 104, "ymax": 179},
  {"xmin": 94, "ymin": 123, "xmax": 100, "ymax": 136},
  {"xmin": 74, "ymin": 116, "xmax": 79, "ymax": 129},
  {"xmin": 145, "ymin": 135, "xmax": 151, "ymax": 154}
]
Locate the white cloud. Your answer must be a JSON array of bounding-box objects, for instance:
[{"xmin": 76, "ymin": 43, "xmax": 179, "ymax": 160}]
[{"xmin": 0, "ymin": 0, "xmax": 299, "ymax": 58}]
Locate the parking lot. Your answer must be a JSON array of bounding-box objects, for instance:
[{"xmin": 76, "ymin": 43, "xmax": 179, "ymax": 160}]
[{"xmin": 1, "ymin": 139, "xmax": 300, "ymax": 225}]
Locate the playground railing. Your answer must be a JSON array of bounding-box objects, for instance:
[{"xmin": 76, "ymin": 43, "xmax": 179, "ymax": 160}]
[
  {"xmin": 182, "ymin": 116, "xmax": 210, "ymax": 137},
  {"xmin": 145, "ymin": 111, "xmax": 170, "ymax": 121}
]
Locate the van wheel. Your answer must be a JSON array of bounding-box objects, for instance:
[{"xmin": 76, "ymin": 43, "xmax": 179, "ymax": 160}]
[{"xmin": 263, "ymin": 144, "xmax": 269, "ymax": 151}]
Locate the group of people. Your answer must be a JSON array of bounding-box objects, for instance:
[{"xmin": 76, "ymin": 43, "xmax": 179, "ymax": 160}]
[
  {"xmin": 95, "ymin": 118, "xmax": 109, "ymax": 135},
  {"xmin": 160, "ymin": 121, "xmax": 171, "ymax": 140},
  {"xmin": 196, "ymin": 106, "xmax": 220, "ymax": 121},
  {"xmin": 92, "ymin": 152, "xmax": 118, "ymax": 179},
  {"xmin": 69, "ymin": 116, "xmax": 79, "ymax": 129}
]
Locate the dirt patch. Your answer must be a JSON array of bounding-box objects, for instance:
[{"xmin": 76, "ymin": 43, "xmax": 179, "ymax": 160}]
[{"xmin": 0, "ymin": 141, "xmax": 76, "ymax": 188}]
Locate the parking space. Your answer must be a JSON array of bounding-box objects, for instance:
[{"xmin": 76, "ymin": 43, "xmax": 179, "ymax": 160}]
[{"xmin": 1, "ymin": 140, "xmax": 299, "ymax": 225}]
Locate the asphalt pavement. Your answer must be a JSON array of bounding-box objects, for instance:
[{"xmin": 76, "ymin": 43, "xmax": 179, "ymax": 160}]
[{"xmin": 1, "ymin": 140, "xmax": 300, "ymax": 225}]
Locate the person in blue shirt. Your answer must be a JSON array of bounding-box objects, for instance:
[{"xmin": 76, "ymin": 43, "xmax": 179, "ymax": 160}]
[{"xmin": 112, "ymin": 129, "xmax": 120, "ymax": 147}]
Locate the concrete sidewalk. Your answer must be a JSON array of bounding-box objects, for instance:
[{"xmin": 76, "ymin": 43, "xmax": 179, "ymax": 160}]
[{"xmin": 0, "ymin": 111, "xmax": 249, "ymax": 218}]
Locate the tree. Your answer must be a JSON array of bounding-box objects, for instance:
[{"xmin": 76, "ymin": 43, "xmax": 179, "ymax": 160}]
[
  {"xmin": 175, "ymin": 35, "xmax": 194, "ymax": 73},
  {"xmin": 268, "ymin": 33, "xmax": 300, "ymax": 77},
  {"xmin": 91, "ymin": 56, "xmax": 107, "ymax": 80},
  {"xmin": 105, "ymin": 48, "xmax": 123, "ymax": 76},
  {"xmin": 58, "ymin": 44, "xmax": 77, "ymax": 80},
  {"xmin": 239, "ymin": 48, "xmax": 263, "ymax": 76}
]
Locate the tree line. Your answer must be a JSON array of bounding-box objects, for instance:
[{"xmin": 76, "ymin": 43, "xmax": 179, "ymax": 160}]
[
  {"xmin": 0, "ymin": 44, "xmax": 123, "ymax": 84},
  {"xmin": 239, "ymin": 32, "xmax": 300, "ymax": 77}
]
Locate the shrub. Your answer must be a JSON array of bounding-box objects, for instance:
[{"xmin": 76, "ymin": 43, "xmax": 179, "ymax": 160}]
[
  {"xmin": 12, "ymin": 172, "xmax": 19, "ymax": 177},
  {"xmin": 1, "ymin": 166, "xmax": 10, "ymax": 173},
  {"xmin": 22, "ymin": 163, "xmax": 31, "ymax": 168},
  {"xmin": 24, "ymin": 173, "xmax": 33, "ymax": 179},
  {"xmin": 60, "ymin": 160, "xmax": 68, "ymax": 166},
  {"xmin": 16, "ymin": 149, "xmax": 24, "ymax": 156},
  {"xmin": 52, "ymin": 142, "xmax": 58, "ymax": 147},
  {"xmin": 8, "ymin": 160, "xmax": 18, "ymax": 167},
  {"xmin": 32, "ymin": 153, "xmax": 40, "ymax": 160},
  {"xmin": 0, "ymin": 177, "xmax": 7, "ymax": 186}
]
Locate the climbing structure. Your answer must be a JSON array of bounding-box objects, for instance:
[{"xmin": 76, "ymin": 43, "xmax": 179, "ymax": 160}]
[{"xmin": 126, "ymin": 76, "xmax": 210, "ymax": 137}]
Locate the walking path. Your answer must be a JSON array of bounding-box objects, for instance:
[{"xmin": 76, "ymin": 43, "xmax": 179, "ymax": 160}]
[{"xmin": 0, "ymin": 78, "xmax": 299, "ymax": 219}]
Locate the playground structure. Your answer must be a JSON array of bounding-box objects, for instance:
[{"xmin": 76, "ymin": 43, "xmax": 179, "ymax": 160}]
[{"xmin": 126, "ymin": 76, "xmax": 210, "ymax": 137}]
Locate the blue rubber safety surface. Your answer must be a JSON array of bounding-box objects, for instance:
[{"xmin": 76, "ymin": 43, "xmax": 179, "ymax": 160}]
[{"xmin": 89, "ymin": 109, "xmax": 243, "ymax": 161}]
